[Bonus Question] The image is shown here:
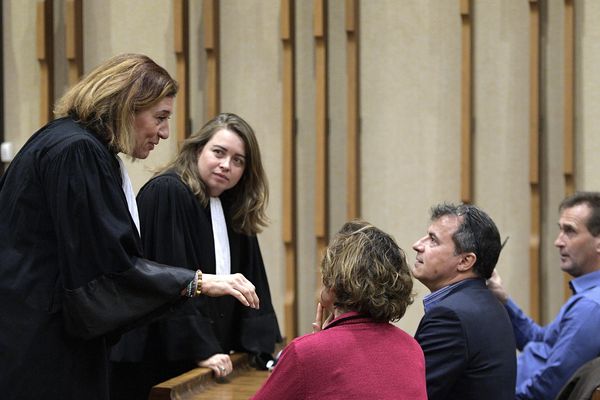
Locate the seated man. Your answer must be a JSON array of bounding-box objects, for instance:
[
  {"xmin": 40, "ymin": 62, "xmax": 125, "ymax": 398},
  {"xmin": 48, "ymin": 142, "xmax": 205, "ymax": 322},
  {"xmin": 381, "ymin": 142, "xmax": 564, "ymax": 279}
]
[
  {"xmin": 412, "ymin": 203, "xmax": 516, "ymax": 400},
  {"xmin": 488, "ymin": 191, "xmax": 600, "ymax": 399}
]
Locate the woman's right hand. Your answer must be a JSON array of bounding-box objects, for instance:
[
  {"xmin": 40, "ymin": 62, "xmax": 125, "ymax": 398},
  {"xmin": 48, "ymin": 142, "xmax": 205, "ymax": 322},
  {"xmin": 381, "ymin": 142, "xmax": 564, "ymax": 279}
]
[
  {"xmin": 197, "ymin": 353, "xmax": 233, "ymax": 378},
  {"xmin": 202, "ymin": 273, "xmax": 260, "ymax": 309}
]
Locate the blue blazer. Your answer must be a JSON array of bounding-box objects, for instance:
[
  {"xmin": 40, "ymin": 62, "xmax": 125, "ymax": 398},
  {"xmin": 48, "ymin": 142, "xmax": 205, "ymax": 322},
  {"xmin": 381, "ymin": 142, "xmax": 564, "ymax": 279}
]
[{"xmin": 415, "ymin": 278, "xmax": 517, "ymax": 400}]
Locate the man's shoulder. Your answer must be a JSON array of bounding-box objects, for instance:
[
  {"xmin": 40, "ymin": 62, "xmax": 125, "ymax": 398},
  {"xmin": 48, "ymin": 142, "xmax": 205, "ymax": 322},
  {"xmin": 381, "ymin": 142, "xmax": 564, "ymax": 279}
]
[{"xmin": 429, "ymin": 282, "xmax": 511, "ymax": 326}]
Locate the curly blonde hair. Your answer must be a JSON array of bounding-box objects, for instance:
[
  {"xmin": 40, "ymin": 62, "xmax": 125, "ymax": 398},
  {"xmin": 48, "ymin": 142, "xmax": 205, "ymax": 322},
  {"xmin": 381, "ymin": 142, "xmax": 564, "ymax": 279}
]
[
  {"xmin": 54, "ymin": 53, "xmax": 178, "ymax": 155},
  {"xmin": 321, "ymin": 220, "xmax": 414, "ymax": 322}
]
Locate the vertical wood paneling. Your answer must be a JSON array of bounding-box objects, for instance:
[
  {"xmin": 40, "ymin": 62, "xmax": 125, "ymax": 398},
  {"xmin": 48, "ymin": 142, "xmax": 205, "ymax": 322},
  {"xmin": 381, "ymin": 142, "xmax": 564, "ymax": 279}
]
[
  {"xmin": 174, "ymin": 0, "xmax": 190, "ymax": 144},
  {"xmin": 0, "ymin": 1, "xmax": 4, "ymax": 175},
  {"xmin": 281, "ymin": 0, "xmax": 297, "ymax": 341},
  {"xmin": 65, "ymin": 0, "xmax": 83, "ymax": 85},
  {"xmin": 529, "ymin": 0, "xmax": 541, "ymax": 322},
  {"xmin": 36, "ymin": 0, "xmax": 54, "ymax": 125},
  {"xmin": 563, "ymin": 0, "xmax": 575, "ymax": 300},
  {"xmin": 346, "ymin": 0, "xmax": 360, "ymax": 219},
  {"xmin": 460, "ymin": 0, "xmax": 473, "ymax": 204},
  {"xmin": 203, "ymin": 0, "xmax": 220, "ymax": 119},
  {"xmin": 314, "ymin": 0, "xmax": 329, "ymax": 298}
]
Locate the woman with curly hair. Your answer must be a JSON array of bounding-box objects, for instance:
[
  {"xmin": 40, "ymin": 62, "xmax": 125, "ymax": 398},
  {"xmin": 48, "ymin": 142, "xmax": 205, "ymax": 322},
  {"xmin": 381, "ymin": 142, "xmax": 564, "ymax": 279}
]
[{"xmin": 252, "ymin": 220, "xmax": 426, "ymax": 400}]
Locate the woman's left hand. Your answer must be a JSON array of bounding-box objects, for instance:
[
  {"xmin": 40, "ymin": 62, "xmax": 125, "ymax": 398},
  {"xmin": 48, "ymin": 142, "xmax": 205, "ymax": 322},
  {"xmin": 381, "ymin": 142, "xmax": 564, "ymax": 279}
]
[{"xmin": 198, "ymin": 353, "xmax": 233, "ymax": 378}]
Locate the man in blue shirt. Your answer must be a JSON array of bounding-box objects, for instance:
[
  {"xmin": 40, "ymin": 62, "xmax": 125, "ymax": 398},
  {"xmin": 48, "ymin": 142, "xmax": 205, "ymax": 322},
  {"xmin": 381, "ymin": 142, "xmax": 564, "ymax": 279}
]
[
  {"xmin": 488, "ymin": 191, "xmax": 600, "ymax": 400},
  {"xmin": 412, "ymin": 203, "xmax": 516, "ymax": 400}
]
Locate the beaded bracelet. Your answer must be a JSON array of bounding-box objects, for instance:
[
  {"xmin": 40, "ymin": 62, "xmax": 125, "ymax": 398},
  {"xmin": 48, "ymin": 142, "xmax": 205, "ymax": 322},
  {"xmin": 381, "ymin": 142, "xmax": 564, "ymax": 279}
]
[
  {"xmin": 185, "ymin": 269, "xmax": 203, "ymax": 298},
  {"xmin": 195, "ymin": 269, "xmax": 203, "ymax": 296}
]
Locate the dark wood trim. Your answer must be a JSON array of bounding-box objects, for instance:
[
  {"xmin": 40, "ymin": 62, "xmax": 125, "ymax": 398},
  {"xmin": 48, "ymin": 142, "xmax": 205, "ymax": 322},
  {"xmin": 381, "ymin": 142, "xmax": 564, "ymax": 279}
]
[
  {"xmin": 66, "ymin": 0, "xmax": 83, "ymax": 85},
  {"xmin": 314, "ymin": 0, "xmax": 328, "ymax": 298},
  {"xmin": 1, "ymin": 0, "xmax": 5, "ymax": 174},
  {"xmin": 460, "ymin": 0, "xmax": 473, "ymax": 204},
  {"xmin": 36, "ymin": 0, "xmax": 54, "ymax": 125},
  {"xmin": 174, "ymin": 0, "xmax": 190, "ymax": 144},
  {"xmin": 346, "ymin": 0, "xmax": 360, "ymax": 219},
  {"xmin": 203, "ymin": 0, "xmax": 220, "ymax": 119}
]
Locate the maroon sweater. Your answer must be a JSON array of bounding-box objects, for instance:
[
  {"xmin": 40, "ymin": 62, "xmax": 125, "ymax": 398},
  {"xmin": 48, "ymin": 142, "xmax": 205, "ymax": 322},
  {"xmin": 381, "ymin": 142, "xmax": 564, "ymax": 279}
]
[{"xmin": 252, "ymin": 311, "xmax": 427, "ymax": 400}]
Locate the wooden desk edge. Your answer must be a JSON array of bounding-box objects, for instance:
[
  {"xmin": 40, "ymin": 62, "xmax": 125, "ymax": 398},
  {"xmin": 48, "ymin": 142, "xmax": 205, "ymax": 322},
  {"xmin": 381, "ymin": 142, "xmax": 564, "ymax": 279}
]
[{"xmin": 149, "ymin": 353, "xmax": 252, "ymax": 400}]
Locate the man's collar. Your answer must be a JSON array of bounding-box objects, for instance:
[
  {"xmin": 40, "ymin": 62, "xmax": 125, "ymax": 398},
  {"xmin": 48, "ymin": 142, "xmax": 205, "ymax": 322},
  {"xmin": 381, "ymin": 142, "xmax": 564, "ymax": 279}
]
[
  {"xmin": 423, "ymin": 278, "xmax": 482, "ymax": 313},
  {"xmin": 570, "ymin": 269, "xmax": 600, "ymax": 294}
]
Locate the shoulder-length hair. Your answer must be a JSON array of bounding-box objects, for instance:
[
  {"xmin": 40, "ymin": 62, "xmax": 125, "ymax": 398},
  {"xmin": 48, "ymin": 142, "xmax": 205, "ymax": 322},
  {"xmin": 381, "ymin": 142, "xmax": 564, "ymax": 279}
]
[
  {"xmin": 321, "ymin": 220, "xmax": 414, "ymax": 322},
  {"xmin": 160, "ymin": 112, "xmax": 269, "ymax": 235},
  {"xmin": 54, "ymin": 53, "xmax": 178, "ymax": 155}
]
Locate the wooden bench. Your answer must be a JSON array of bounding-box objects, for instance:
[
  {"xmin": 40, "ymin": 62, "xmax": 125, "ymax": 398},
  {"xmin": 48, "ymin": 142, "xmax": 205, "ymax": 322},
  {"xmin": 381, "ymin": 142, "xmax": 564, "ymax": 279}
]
[{"xmin": 148, "ymin": 353, "xmax": 269, "ymax": 400}]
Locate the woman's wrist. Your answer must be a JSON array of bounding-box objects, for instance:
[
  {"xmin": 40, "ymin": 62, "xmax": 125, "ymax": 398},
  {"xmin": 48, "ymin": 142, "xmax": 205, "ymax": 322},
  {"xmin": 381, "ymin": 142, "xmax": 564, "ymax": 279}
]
[{"xmin": 183, "ymin": 269, "xmax": 203, "ymax": 297}]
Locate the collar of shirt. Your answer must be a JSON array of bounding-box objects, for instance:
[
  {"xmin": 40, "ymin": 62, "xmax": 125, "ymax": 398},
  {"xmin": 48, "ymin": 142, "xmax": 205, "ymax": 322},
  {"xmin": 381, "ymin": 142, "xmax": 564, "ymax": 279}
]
[
  {"xmin": 324, "ymin": 311, "xmax": 371, "ymax": 330},
  {"xmin": 569, "ymin": 268, "xmax": 600, "ymax": 295},
  {"xmin": 423, "ymin": 278, "xmax": 480, "ymax": 313}
]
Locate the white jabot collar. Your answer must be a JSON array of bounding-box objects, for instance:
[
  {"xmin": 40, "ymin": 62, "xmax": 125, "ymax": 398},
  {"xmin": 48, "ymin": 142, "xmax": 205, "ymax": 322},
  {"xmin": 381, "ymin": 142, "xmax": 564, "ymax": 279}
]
[
  {"xmin": 210, "ymin": 197, "xmax": 231, "ymax": 275},
  {"xmin": 116, "ymin": 155, "xmax": 140, "ymax": 234}
]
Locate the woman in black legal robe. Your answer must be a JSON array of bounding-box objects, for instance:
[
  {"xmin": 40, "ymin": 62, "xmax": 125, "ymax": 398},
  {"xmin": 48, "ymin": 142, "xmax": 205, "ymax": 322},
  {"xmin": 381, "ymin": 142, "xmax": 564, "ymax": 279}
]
[
  {"xmin": 110, "ymin": 113, "xmax": 281, "ymax": 399},
  {"xmin": 0, "ymin": 55, "xmax": 259, "ymax": 400}
]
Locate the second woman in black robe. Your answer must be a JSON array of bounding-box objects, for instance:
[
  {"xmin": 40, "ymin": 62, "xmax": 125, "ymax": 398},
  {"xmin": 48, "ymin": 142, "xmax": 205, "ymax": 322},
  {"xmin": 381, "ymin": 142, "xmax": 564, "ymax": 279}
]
[{"xmin": 110, "ymin": 113, "xmax": 281, "ymax": 399}]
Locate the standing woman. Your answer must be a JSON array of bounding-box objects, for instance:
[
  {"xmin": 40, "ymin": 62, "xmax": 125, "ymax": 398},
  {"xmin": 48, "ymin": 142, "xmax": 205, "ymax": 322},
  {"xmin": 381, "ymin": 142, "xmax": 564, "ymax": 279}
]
[
  {"xmin": 0, "ymin": 54, "xmax": 258, "ymax": 400},
  {"xmin": 110, "ymin": 113, "xmax": 281, "ymax": 399}
]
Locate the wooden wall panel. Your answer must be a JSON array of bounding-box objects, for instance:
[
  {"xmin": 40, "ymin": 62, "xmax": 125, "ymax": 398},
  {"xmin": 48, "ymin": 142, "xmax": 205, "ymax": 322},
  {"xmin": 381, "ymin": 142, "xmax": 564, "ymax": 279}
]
[
  {"xmin": 174, "ymin": 0, "xmax": 190, "ymax": 144},
  {"xmin": 203, "ymin": 0, "xmax": 220, "ymax": 120},
  {"xmin": 346, "ymin": 0, "xmax": 360, "ymax": 219},
  {"xmin": 314, "ymin": 0, "xmax": 328, "ymax": 293},
  {"xmin": 529, "ymin": 0, "xmax": 541, "ymax": 322},
  {"xmin": 65, "ymin": 0, "xmax": 83, "ymax": 85},
  {"xmin": 563, "ymin": 0, "xmax": 575, "ymax": 300},
  {"xmin": 0, "ymin": 1, "xmax": 4, "ymax": 175},
  {"xmin": 281, "ymin": 0, "xmax": 297, "ymax": 341},
  {"xmin": 460, "ymin": 0, "xmax": 473, "ymax": 204},
  {"xmin": 36, "ymin": 0, "xmax": 54, "ymax": 125}
]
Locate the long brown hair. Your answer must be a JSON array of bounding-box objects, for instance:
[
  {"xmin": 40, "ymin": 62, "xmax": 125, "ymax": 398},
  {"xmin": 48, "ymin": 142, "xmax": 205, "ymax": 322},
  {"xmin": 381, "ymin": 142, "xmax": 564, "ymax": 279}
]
[{"xmin": 159, "ymin": 113, "xmax": 269, "ymax": 235}]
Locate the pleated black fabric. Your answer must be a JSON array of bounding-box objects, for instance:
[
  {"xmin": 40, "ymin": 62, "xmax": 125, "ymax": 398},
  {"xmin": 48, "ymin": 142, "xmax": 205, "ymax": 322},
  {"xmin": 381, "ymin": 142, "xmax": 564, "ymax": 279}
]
[
  {"xmin": 110, "ymin": 172, "xmax": 281, "ymax": 400},
  {"xmin": 0, "ymin": 118, "xmax": 195, "ymax": 400}
]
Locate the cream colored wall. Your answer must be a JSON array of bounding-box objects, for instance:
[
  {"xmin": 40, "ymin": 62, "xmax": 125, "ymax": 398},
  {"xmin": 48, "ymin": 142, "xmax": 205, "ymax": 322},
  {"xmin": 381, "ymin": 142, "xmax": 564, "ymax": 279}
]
[
  {"xmin": 472, "ymin": 0, "xmax": 531, "ymax": 319},
  {"xmin": 218, "ymin": 0, "xmax": 286, "ymax": 334},
  {"xmin": 3, "ymin": 0, "xmax": 599, "ymax": 341},
  {"xmin": 578, "ymin": 1, "xmax": 600, "ymax": 190}
]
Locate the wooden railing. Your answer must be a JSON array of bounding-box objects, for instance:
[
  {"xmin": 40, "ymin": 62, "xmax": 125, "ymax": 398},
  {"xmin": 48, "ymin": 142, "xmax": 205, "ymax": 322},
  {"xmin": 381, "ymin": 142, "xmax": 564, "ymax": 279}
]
[{"xmin": 149, "ymin": 353, "xmax": 269, "ymax": 400}]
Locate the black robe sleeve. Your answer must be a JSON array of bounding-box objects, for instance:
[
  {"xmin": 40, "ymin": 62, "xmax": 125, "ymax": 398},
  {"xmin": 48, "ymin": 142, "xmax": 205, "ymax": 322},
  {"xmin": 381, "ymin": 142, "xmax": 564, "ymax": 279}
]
[
  {"xmin": 41, "ymin": 136, "xmax": 195, "ymax": 339},
  {"xmin": 0, "ymin": 119, "xmax": 195, "ymax": 400},
  {"xmin": 110, "ymin": 172, "xmax": 281, "ymax": 363}
]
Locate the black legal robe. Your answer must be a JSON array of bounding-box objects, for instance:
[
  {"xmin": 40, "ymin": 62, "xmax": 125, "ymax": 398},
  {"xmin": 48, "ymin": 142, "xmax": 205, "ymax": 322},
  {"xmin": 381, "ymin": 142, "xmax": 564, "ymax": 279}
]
[
  {"xmin": 0, "ymin": 118, "xmax": 195, "ymax": 400},
  {"xmin": 110, "ymin": 172, "xmax": 281, "ymax": 387}
]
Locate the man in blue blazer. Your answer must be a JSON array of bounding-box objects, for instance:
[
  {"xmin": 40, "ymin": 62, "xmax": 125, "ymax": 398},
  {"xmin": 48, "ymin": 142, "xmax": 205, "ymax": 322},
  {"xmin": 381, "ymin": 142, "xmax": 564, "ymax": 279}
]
[{"xmin": 412, "ymin": 203, "xmax": 516, "ymax": 400}]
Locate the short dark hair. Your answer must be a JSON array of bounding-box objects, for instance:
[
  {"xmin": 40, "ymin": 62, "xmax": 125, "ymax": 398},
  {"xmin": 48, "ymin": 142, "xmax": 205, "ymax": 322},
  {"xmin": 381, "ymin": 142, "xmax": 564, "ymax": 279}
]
[
  {"xmin": 559, "ymin": 192, "xmax": 600, "ymax": 237},
  {"xmin": 430, "ymin": 203, "xmax": 501, "ymax": 279}
]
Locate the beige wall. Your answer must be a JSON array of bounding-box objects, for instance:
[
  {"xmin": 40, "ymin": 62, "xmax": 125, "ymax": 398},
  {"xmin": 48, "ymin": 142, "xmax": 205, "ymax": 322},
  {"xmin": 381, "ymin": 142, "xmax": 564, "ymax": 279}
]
[{"xmin": 3, "ymin": 0, "xmax": 599, "ymax": 339}]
